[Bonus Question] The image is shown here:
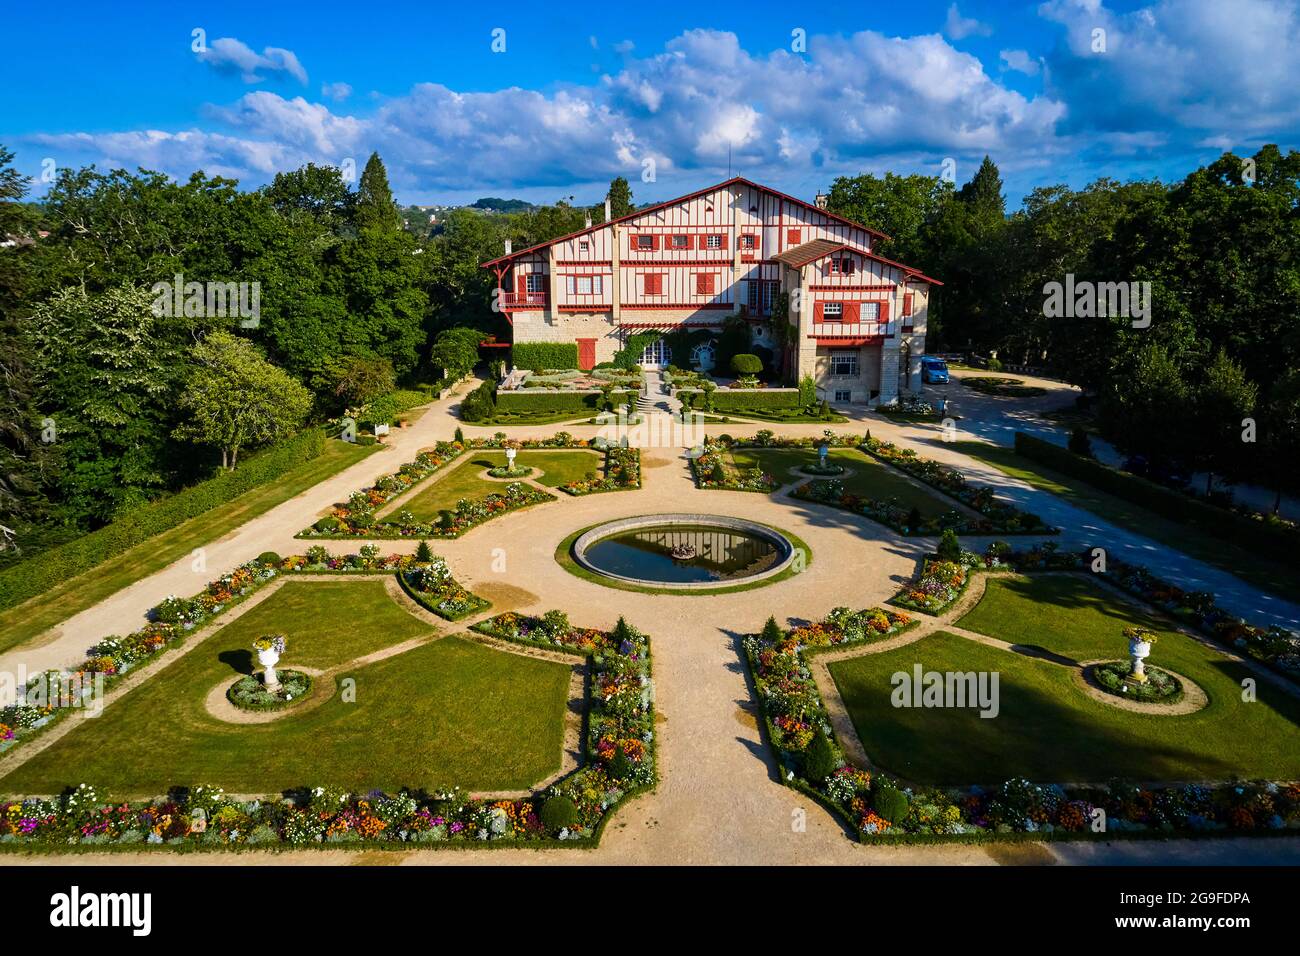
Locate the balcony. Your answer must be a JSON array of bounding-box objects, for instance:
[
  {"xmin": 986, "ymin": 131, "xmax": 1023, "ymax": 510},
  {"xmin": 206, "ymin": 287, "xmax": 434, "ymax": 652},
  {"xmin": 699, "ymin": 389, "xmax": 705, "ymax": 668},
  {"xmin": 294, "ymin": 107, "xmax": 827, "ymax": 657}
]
[
  {"xmin": 810, "ymin": 320, "xmax": 897, "ymax": 344},
  {"xmin": 499, "ymin": 290, "xmax": 548, "ymax": 311}
]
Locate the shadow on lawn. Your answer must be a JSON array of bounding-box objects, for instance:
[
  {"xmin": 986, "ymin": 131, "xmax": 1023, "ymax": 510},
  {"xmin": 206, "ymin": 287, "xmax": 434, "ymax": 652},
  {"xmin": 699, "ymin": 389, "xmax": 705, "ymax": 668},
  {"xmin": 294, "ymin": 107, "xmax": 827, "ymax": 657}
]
[{"xmin": 218, "ymin": 648, "xmax": 255, "ymax": 676}]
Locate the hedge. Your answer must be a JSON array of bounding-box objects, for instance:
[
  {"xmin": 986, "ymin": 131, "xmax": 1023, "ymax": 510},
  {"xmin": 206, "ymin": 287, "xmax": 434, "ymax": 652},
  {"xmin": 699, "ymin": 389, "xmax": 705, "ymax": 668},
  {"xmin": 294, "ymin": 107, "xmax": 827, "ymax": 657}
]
[
  {"xmin": 681, "ymin": 388, "xmax": 801, "ymax": 411},
  {"xmin": 512, "ymin": 342, "xmax": 578, "ymax": 370},
  {"xmin": 0, "ymin": 429, "xmax": 327, "ymax": 611},
  {"xmin": 494, "ymin": 390, "xmax": 636, "ymax": 414},
  {"xmin": 1013, "ymin": 432, "xmax": 1296, "ymax": 562}
]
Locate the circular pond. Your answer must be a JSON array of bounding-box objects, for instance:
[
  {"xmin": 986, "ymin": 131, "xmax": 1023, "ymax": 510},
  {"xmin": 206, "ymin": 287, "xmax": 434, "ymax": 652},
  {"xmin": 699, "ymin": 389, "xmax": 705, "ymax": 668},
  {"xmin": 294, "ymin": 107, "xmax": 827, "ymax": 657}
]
[{"xmin": 572, "ymin": 514, "xmax": 797, "ymax": 589}]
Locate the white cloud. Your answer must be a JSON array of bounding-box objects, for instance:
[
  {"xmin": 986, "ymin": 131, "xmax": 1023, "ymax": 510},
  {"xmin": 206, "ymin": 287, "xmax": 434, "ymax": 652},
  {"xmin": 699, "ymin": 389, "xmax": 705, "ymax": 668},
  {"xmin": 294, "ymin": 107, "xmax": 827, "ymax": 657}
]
[
  {"xmin": 1000, "ymin": 49, "xmax": 1041, "ymax": 74},
  {"xmin": 197, "ymin": 37, "xmax": 308, "ymax": 84},
  {"xmin": 321, "ymin": 82, "xmax": 352, "ymax": 102},
  {"xmin": 945, "ymin": 3, "xmax": 994, "ymax": 40}
]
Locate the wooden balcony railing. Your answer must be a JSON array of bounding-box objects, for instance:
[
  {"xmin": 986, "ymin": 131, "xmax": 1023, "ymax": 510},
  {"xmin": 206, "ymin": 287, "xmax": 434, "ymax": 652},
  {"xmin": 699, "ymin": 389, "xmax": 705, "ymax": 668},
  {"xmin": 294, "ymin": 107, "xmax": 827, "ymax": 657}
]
[{"xmin": 500, "ymin": 290, "xmax": 548, "ymax": 311}]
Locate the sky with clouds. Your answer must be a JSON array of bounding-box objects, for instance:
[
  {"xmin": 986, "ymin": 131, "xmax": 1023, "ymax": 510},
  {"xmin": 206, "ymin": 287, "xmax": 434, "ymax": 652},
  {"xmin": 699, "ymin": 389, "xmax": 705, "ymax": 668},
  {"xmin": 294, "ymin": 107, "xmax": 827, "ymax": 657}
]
[{"xmin": 3, "ymin": 0, "xmax": 1297, "ymax": 208}]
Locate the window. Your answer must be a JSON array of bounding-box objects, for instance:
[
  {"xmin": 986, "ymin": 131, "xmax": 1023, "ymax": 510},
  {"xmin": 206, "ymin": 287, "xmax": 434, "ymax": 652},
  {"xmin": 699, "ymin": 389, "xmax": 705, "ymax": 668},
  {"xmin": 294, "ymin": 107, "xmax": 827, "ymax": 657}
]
[
  {"xmin": 695, "ymin": 273, "xmax": 716, "ymax": 295},
  {"xmin": 834, "ymin": 389, "xmax": 852, "ymax": 403},
  {"xmin": 748, "ymin": 281, "xmax": 774, "ymax": 313},
  {"xmin": 567, "ymin": 275, "xmax": 602, "ymax": 295},
  {"xmin": 787, "ymin": 228, "xmax": 801, "ymax": 245},
  {"xmin": 829, "ymin": 258, "xmax": 856, "ymax": 275},
  {"xmin": 578, "ymin": 238, "xmax": 590, "ymax": 254},
  {"xmin": 643, "ymin": 273, "xmax": 665, "ymax": 295},
  {"xmin": 830, "ymin": 351, "xmax": 859, "ymax": 376},
  {"xmin": 821, "ymin": 302, "xmax": 843, "ymax": 320},
  {"xmin": 861, "ymin": 301, "xmax": 880, "ymax": 321},
  {"xmin": 636, "ymin": 234, "xmax": 655, "ymax": 250},
  {"xmin": 740, "ymin": 234, "xmax": 756, "ymax": 249},
  {"xmin": 671, "ymin": 234, "xmax": 690, "ymax": 249},
  {"xmin": 525, "ymin": 274, "xmax": 544, "ymax": 293},
  {"xmin": 704, "ymin": 234, "xmax": 723, "ymax": 249}
]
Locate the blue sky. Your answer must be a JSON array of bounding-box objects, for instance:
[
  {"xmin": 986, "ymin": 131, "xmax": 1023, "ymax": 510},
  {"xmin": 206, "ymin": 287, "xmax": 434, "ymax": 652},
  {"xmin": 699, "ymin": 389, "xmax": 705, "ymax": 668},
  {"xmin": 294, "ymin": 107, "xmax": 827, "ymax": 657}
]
[{"xmin": 3, "ymin": 0, "xmax": 1296, "ymax": 208}]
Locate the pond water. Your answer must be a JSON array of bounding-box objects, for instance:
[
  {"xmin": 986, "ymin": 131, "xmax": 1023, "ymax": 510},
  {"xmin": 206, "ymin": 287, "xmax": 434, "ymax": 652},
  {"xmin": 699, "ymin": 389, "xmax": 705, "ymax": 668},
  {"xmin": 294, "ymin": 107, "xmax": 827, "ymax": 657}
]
[{"xmin": 581, "ymin": 523, "xmax": 781, "ymax": 584}]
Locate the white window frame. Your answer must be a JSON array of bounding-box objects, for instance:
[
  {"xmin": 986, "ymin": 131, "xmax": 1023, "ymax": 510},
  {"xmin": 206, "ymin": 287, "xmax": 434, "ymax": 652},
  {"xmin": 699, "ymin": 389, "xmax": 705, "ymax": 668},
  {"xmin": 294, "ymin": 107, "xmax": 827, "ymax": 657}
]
[
  {"xmin": 834, "ymin": 389, "xmax": 852, "ymax": 403},
  {"xmin": 822, "ymin": 302, "xmax": 844, "ymax": 319},
  {"xmin": 671, "ymin": 234, "xmax": 689, "ymax": 249},
  {"xmin": 705, "ymin": 234, "xmax": 722, "ymax": 249},
  {"xmin": 525, "ymin": 273, "xmax": 545, "ymax": 293},
  {"xmin": 861, "ymin": 301, "xmax": 880, "ymax": 322},
  {"xmin": 636, "ymin": 234, "xmax": 654, "ymax": 250},
  {"xmin": 830, "ymin": 351, "xmax": 859, "ymax": 376}
]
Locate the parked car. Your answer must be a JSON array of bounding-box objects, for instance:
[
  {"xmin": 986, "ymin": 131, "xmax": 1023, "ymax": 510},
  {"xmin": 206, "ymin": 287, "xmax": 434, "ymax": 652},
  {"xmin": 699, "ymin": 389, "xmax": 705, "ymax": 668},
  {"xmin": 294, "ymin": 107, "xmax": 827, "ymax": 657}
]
[{"xmin": 921, "ymin": 356, "xmax": 950, "ymax": 384}]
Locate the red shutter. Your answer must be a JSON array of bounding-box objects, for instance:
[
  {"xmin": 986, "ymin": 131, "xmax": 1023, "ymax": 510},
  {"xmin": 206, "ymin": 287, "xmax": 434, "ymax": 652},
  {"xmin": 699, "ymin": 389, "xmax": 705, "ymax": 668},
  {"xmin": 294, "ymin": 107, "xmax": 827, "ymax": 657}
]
[
  {"xmin": 684, "ymin": 235, "xmax": 694, "ymax": 250},
  {"xmin": 880, "ymin": 300, "xmax": 891, "ymax": 323},
  {"xmin": 813, "ymin": 301, "xmax": 824, "ymax": 322},
  {"xmin": 648, "ymin": 234, "xmax": 659, "ymax": 251},
  {"xmin": 903, "ymin": 292, "xmax": 914, "ymax": 316},
  {"xmin": 787, "ymin": 228, "xmax": 800, "ymax": 245},
  {"xmin": 718, "ymin": 234, "xmax": 728, "ymax": 250},
  {"xmin": 845, "ymin": 302, "xmax": 860, "ymax": 323}
]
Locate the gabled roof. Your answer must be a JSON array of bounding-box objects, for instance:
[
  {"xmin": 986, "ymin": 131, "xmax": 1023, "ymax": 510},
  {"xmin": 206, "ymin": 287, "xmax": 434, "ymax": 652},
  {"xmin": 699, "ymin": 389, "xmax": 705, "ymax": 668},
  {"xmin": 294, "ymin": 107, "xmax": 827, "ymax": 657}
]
[
  {"xmin": 481, "ymin": 176, "xmax": 891, "ymax": 269},
  {"xmin": 773, "ymin": 238, "xmax": 944, "ymax": 286}
]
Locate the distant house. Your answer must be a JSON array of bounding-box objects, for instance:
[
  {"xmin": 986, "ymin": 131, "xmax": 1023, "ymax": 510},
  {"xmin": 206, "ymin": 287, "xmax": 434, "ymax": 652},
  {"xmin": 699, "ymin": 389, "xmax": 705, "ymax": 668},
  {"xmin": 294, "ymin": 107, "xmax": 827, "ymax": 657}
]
[{"xmin": 481, "ymin": 177, "xmax": 940, "ymax": 404}]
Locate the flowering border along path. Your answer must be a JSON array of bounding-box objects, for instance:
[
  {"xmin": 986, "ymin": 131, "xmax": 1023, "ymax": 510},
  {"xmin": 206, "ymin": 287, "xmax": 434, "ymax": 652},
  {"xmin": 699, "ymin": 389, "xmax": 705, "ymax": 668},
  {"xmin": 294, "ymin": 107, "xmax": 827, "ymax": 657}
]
[
  {"xmin": 295, "ymin": 435, "xmax": 640, "ymax": 541},
  {"xmin": 0, "ymin": 612, "xmax": 653, "ymax": 851},
  {"xmin": 0, "ymin": 548, "xmax": 487, "ymax": 755},
  {"xmin": 746, "ymin": 544, "xmax": 1300, "ymax": 843}
]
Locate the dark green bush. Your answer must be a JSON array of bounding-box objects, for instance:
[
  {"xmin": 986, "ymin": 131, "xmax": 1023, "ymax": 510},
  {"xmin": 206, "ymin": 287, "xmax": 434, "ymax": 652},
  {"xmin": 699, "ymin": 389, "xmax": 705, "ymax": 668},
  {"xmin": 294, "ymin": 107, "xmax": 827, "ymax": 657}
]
[
  {"xmin": 937, "ymin": 529, "xmax": 962, "ymax": 561},
  {"xmin": 609, "ymin": 744, "xmax": 633, "ymax": 780},
  {"xmin": 802, "ymin": 727, "xmax": 838, "ymax": 784},
  {"xmin": 761, "ymin": 615, "xmax": 783, "ymax": 643},
  {"xmin": 314, "ymin": 516, "xmax": 341, "ymax": 533},
  {"xmin": 512, "ymin": 342, "xmax": 578, "ymax": 370},
  {"xmin": 1067, "ymin": 427, "xmax": 1093, "ymax": 458},
  {"xmin": 414, "ymin": 540, "xmax": 434, "ymax": 562},
  {"xmin": 873, "ymin": 785, "xmax": 910, "ymax": 823},
  {"xmin": 709, "ymin": 389, "xmax": 800, "ymax": 411},
  {"xmin": 0, "ymin": 429, "xmax": 325, "ymax": 611},
  {"xmin": 459, "ymin": 381, "xmax": 497, "ymax": 422},
  {"xmin": 494, "ymin": 390, "xmax": 634, "ymax": 415},
  {"xmin": 539, "ymin": 795, "xmax": 579, "ymax": 831},
  {"xmin": 731, "ymin": 353, "xmax": 763, "ymax": 375},
  {"xmin": 256, "ymin": 551, "xmax": 282, "ymax": 567}
]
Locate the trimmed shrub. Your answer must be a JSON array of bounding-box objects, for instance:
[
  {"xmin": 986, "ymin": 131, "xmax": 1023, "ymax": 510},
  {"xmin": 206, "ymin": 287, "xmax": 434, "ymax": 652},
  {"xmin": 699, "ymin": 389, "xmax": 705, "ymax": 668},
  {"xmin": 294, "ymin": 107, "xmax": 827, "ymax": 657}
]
[
  {"xmin": 494, "ymin": 390, "xmax": 635, "ymax": 415},
  {"xmin": 414, "ymin": 540, "xmax": 433, "ymax": 562},
  {"xmin": 873, "ymin": 785, "xmax": 910, "ymax": 824},
  {"xmin": 798, "ymin": 374, "xmax": 817, "ymax": 406},
  {"xmin": 0, "ymin": 429, "xmax": 326, "ymax": 612},
  {"xmin": 803, "ymin": 727, "xmax": 838, "ymax": 784},
  {"xmin": 512, "ymin": 341, "xmax": 578, "ymax": 370},
  {"xmin": 256, "ymin": 551, "xmax": 282, "ymax": 567},
  {"xmin": 731, "ymin": 353, "xmax": 763, "ymax": 375},
  {"xmin": 314, "ymin": 516, "xmax": 342, "ymax": 533},
  {"xmin": 609, "ymin": 744, "xmax": 633, "ymax": 780},
  {"xmin": 459, "ymin": 381, "xmax": 497, "ymax": 422},
  {"xmin": 539, "ymin": 795, "xmax": 579, "ymax": 832},
  {"xmin": 937, "ymin": 529, "xmax": 962, "ymax": 562},
  {"xmin": 709, "ymin": 389, "xmax": 800, "ymax": 411}
]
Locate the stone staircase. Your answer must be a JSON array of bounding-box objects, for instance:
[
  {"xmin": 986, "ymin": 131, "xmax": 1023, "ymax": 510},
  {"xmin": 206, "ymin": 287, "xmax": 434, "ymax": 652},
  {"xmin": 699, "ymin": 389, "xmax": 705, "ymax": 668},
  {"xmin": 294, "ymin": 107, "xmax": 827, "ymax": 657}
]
[{"xmin": 636, "ymin": 370, "xmax": 684, "ymax": 416}]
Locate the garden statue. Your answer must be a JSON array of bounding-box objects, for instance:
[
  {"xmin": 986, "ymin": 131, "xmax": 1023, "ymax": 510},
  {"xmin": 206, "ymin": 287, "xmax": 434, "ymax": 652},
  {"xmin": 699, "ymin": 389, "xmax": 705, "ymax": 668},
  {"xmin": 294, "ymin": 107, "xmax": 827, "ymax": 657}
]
[
  {"xmin": 253, "ymin": 634, "xmax": 287, "ymax": 691},
  {"xmin": 1124, "ymin": 626, "xmax": 1156, "ymax": 683},
  {"xmin": 818, "ymin": 443, "xmax": 829, "ymax": 470},
  {"xmin": 503, "ymin": 437, "xmax": 522, "ymax": 471}
]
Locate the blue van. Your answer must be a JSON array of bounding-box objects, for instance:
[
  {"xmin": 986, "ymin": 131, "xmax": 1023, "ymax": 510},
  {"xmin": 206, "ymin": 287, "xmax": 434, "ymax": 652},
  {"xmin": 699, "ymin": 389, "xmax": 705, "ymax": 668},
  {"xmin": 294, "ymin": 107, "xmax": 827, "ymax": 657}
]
[{"xmin": 921, "ymin": 356, "xmax": 950, "ymax": 384}]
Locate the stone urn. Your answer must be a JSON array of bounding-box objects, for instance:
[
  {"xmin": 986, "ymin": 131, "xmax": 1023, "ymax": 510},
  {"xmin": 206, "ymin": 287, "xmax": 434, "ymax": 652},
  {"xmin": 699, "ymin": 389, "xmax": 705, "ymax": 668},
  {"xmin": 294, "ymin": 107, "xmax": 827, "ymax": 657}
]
[
  {"xmin": 1125, "ymin": 627, "xmax": 1155, "ymax": 683},
  {"xmin": 254, "ymin": 635, "xmax": 286, "ymax": 692},
  {"xmin": 505, "ymin": 445, "xmax": 517, "ymax": 470}
]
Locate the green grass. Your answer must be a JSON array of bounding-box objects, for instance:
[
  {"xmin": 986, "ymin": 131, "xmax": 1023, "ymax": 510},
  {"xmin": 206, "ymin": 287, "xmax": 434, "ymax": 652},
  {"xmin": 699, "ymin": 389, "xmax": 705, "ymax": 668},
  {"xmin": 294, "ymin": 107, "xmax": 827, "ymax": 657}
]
[
  {"xmin": 951, "ymin": 439, "xmax": 1300, "ymax": 598},
  {"xmin": 0, "ymin": 579, "xmax": 573, "ymax": 796},
  {"xmin": 731, "ymin": 447, "xmax": 956, "ymax": 518},
  {"xmin": 387, "ymin": 455, "xmax": 557, "ymax": 521},
  {"xmin": 554, "ymin": 521, "xmax": 813, "ymax": 595},
  {"xmin": 464, "ymin": 448, "xmax": 604, "ymax": 488},
  {"xmin": 0, "ymin": 440, "xmax": 380, "ymax": 655},
  {"xmin": 828, "ymin": 574, "xmax": 1300, "ymax": 785}
]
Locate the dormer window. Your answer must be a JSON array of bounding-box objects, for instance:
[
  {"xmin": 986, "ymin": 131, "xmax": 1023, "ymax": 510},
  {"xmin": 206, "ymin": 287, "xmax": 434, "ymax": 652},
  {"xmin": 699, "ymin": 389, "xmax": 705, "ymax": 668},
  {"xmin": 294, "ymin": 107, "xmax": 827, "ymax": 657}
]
[{"xmin": 829, "ymin": 258, "xmax": 856, "ymax": 275}]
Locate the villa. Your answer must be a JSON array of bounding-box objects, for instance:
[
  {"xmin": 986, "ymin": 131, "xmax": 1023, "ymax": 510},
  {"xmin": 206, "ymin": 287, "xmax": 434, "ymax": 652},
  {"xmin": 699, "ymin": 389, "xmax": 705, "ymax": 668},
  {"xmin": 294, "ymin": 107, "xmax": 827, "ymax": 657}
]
[{"xmin": 482, "ymin": 177, "xmax": 942, "ymax": 405}]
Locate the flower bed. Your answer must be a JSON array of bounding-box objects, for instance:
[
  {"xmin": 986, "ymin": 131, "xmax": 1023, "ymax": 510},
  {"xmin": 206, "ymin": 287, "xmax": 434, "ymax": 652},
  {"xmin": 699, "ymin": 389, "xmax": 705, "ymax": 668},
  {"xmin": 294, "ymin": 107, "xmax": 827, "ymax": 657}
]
[
  {"xmin": 861, "ymin": 436, "xmax": 1057, "ymax": 534},
  {"xmin": 226, "ymin": 670, "xmax": 313, "ymax": 711},
  {"xmin": 689, "ymin": 441, "xmax": 779, "ymax": 493},
  {"xmin": 0, "ymin": 616, "xmax": 656, "ymax": 851},
  {"xmin": 1092, "ymin": 662, "xmax": 1183, "ymax": 704},
  {"xmin": 742, "ymin": 611, "xmax": 1300, "ymax": 841},
  {"xmin": 560, "ymin": 446, "xmax": 641, "ymax": 495},
  {"xmin": 891, "ymin": 559, "xmax": 973, "ymax": 615},
  {"xmin": 487, "ymin": 465, "xmax": 532, "ymax": 479},
  {"xmin": 0, "ymin": 548, "xmax": 484, "ymax": 754},
  {"xmin": 398, "ymin": 557, "xmax": 491, "ymax": 621}
]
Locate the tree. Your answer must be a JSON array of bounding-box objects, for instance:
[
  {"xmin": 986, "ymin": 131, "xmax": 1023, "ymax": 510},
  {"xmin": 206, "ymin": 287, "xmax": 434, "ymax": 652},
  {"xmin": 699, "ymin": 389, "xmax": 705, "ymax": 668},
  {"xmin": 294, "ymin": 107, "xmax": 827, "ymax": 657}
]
[
  {"xmin": 803, "ymin": 727, "xmax": 838, "ymax": 783},
  {"xmin": 826, "ymin": 171, "xmax": 953, "ymax": 265},
  {"xmin": 173, "ymin": 331, "xmax": 310, "ymax": 469},
  {"xmin": 429, "ymin": 327, "xmax": 481, "ymax": 379},
  {"xmin": 324, "ymin": 354, "xmax": 395, "ymax": 409},
  {"xmin": 1258, "ymin": 370, "xmax": 1300, "ymax": 513},
  {"xmin": 1194, "ymin": 350, "xmax": 1257, "ymax": 493},
  {"xmin": 264, "ymin": 163, "xmax": 354, "ymax": 231},
  {"xmin": 353, "ymin": 153, "xmax": 402, "ymax": 233},
  {"xmin": 605, "ymin": 177, "xmax": 633, "ymax": 219}
]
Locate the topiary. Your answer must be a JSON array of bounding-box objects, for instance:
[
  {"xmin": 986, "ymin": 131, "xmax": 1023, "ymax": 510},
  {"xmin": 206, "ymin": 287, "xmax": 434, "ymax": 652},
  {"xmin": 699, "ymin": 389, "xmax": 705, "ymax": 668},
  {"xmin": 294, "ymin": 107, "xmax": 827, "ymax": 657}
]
[
  {"xmin": 539, "ymin": 794, "xmax": 579, "ymax": 832},
  {"xmin": 710, "ymin": 460, "xmax": 727, "ymax": 484},
  {"xmin": 612, "ymin": 615, "xmax": 635, "ymax": 645},
  {"xmin": 803, "ymin": 727, "xmax": 838, "ymax": 784},
  {"xmin": 937, "ymin": 528, "xmax": 962, "ymax": 562},
  {"xmin": 906, "ymin": 507, "xmax": 923, "ymax": 532},
  {"xmin": 314, "ymin": 516, "xmax": 341, "ymax": 533},
  {"xmin": 256, "ymin": 551, "xmax": 282, "ymax": 567},
  {"xmin": 414, "ymin": 540, "xmax": 434, "ymax": 563},
  {"xmin": 609, "ymin": 744, "xmax": 633, "ymax": 780},
  {"xmin": 454, "ymin": 426, "xmax": 465, "ymax": 444},
  {"xmin": 730, "ymin": 353, "xmax": 763, "ymax": 376},
  {"xmin": 761, "ymin": 615, "xmax": 784, "ymax": 644},
  {"xmin": 873, "ymin": 785, "xmax": 910, "ymax": 824}
]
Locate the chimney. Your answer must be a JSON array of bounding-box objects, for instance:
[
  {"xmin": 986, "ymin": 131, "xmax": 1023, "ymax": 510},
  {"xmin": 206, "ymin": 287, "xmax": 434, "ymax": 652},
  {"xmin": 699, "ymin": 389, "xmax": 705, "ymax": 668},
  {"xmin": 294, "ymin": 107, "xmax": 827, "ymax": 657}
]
[
  {"xmin": 604, "ymin": 198, "xmax": 612, "ymax": 223},
  {"xmin": 814, "ymin": 193, "xmax": 829, "ymax": 210},
  {"xmin": 504, "ymin": 238, "xmax": 512, "ymax": 255},
  {"xmin": 584, "ymin": 213, "xmax": 592, "ymax": 229}
]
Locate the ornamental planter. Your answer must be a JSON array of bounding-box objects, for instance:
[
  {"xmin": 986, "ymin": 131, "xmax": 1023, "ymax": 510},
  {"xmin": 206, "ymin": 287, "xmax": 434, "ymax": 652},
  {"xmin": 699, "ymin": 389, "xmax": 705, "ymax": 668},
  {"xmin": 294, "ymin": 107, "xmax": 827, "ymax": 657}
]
[
  {"xmin": 1128, "ymin": 639, "xmax": 1152, "ymax": 683},
  {"xmin": 256, "ymin": 647, "xmax": 281, "ymax": 690}
]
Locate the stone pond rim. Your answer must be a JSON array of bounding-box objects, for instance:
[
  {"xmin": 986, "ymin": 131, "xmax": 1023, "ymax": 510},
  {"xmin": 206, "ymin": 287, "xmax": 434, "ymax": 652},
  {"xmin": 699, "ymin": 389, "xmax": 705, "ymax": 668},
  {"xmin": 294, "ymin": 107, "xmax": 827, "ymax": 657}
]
[{"xmin": 571, "ymin": 513, "xmax": 799, "ymax": 590}]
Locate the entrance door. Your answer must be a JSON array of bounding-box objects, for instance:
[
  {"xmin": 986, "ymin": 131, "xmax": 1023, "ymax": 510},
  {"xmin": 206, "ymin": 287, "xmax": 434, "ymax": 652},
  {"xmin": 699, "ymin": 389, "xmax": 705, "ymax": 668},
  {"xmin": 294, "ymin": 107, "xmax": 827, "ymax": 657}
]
[
  {"xmin": 577, "ymin": 337, "xmax": 596, "ymax": 371},
  {"xmin": 639, "ymin": 337, "xmax": 671, "ymax": 368}
]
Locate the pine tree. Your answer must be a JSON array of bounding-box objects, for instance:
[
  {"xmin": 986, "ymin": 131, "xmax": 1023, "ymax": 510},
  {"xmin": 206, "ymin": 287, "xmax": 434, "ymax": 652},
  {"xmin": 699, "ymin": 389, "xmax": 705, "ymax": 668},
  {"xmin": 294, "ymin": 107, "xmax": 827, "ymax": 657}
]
[
  {"xmin": 761, "ymin": 616, "xmax": 783, "ymax": 644},
  {"xmin": 605, "ymin": 177, "xmax": 633, "ymax": 219},
  {"xmin": 415, "ymin": 539, "xmax": 433, "ymax": 563},
  {"xmin": 354, "ymin": 152, "xmax": 402, "ymax": 233}
]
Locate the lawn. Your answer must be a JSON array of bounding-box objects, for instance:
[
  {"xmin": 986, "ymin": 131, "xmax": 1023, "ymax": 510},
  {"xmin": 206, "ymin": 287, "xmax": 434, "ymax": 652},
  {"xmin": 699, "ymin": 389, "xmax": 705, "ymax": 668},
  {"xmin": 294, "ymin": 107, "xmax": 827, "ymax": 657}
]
[
  {"xmin": 0, "ymin": 579, "xmax": 573, "ymax": 796},
  {"xmin": 827, "ymin": 574, "xmax": 1300, "ymax": 785},
  {"xmin": 951, "ymin": 439, "xmax": 1300, "ymax": 599},
  {"xmin": 466, "ymin": 448, "xmax": 605, "ymax": 488},
  {"xmin": 0, "ymin": 439, "xmax": 380, "ymax": 655},
  {"xmin": 384, "ymin": 453, "xmax": 560, "ymax": 521},
  {"xmin": 731, "ymin": 447, "xmax": 955, "ymax": 518}
]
